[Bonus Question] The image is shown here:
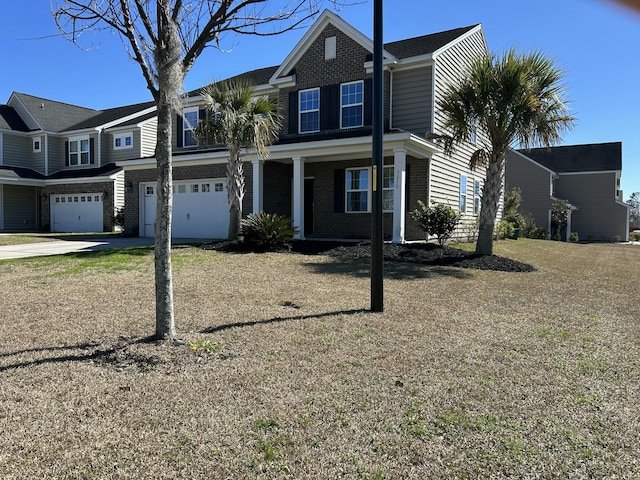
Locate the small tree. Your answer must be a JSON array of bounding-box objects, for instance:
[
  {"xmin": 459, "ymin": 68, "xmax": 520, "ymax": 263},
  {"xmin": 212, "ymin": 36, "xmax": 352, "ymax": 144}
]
[
  {"xmin": 411, "ymin": 200, "xmax": 462, "ymax": 247},
  {"xmin": 503, "ymin": 187, "xmax": 524, "ymax": 229},
  {"xmin": 195, "ymin": 79, "xmax": 281, "ymax": 241},
  {"xmin": 627, "ymin": 192, "xmax": 640, "ymax": 229},
  {"xmin": 551, "ymin": 198, "xmax": 571, "ymax": 240}
]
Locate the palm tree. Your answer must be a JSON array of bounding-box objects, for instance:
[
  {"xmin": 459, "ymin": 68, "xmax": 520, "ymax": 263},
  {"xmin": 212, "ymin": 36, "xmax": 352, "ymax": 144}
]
[
  {"xmin": 436, "ymin": 49, "xmax": 575, "ymax": 255},
  {"xmin": 196, "ymin": 79, "xmax": 282, "ymax": 241}
]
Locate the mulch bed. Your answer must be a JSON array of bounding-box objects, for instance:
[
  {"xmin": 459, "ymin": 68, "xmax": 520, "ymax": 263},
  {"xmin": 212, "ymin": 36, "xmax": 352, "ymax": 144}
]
[{"xmin": 203, "ymin": 240, "xmax": 536, "ymax": 272}]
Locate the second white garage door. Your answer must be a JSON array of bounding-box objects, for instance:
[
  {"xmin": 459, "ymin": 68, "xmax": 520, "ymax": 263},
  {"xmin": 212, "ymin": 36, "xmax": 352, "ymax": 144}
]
[
  {"xmin": 51, "ymin": 193, "xmax": 104, "ymax": 233},
  {"xmin": 142, "ymin": 179, "xmax": 229, "ymax": 239}
]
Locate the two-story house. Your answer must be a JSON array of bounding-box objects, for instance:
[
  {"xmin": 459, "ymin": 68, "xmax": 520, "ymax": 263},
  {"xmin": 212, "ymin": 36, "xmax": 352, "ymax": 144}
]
[
  {"xmin": 120, "ymin": 10, "xmax": 490, "ymax": 242},
  {"xmin": 0, "ymin": 92, "xmax": 156, "ymax": 233},
  {"xmin": 506, "ymin": 142, "xmax": 630, "ymax": 242}
]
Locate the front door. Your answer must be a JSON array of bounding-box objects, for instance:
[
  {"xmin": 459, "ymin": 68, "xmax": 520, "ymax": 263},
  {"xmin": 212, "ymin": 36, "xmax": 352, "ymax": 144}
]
[{"xmin": 304, "ymin": 178, "xmax": 314, "ymax": 236}]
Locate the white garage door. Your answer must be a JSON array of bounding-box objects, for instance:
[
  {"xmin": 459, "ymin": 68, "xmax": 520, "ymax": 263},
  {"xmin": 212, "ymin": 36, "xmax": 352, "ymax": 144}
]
[
  {"xmin": 142, "ymin": 179, "xmax": 229, "ymax": 239},
  {"xmin": 51, "ymin": 193, "xmax": 104, "ymax": 233}
]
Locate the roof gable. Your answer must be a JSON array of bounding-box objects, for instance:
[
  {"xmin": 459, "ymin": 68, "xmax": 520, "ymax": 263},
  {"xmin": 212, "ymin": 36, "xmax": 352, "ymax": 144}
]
[
  {"xmin": 10, "ymin": 92, "xmax": 98, "ymax": 132},
  {"xmin": 0, "ymin": 105, "xmax": 30, "ymax": 131},
  {"xmin": 519, "ymin": 142, "xmax": 623, "ymax": 173},
  {"xmin": 270, "ymin": 9, "xmax": 396, "ymax": 82}
]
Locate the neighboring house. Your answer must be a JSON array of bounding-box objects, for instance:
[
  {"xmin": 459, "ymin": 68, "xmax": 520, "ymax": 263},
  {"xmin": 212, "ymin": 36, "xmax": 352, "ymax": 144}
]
[
  {"xmin": 0, "ymin": 92, "xmax": 156, "ymax": 233},
  {"xmin": 119, "ymin": 10, "xmax": 490, "ymax": 242},
  {"xmin": 506, "ymin": 142, "xmax": 629, "ymax": 242}
]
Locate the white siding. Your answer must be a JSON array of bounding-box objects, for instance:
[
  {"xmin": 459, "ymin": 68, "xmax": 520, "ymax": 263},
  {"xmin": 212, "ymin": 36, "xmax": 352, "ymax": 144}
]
[
  {"xmin": 141, "ymin": 118, "xmax": 158, "ymax": 157},
  {"xmin": 430, "ymin": 28, "xmax": 498, "ymax": 234}
]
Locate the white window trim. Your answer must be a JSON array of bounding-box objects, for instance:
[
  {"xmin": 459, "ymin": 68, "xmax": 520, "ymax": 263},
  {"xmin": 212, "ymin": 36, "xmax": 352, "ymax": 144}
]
[
  {"xmin": 183, "ymin": 106, "xmax": 199, "ymax": 147},
  {"xmin": 299, "ymin": 88, "xmax": 320, "ymax": 134},
  {"xmin": 340, "ymin": 80, "xmax": 364, "ymax": 130},
  {"xmin": 345, "ymin": 166, "xmax": 371, "ymax": 213},
  {"xmin": 33, "ymin": 136, "xmax": 42, "ymax": 153},
  {"xmin": 113, "ymin": 131, "xmax": 133, "ymax": 150},
  {"xmin": 68, "ymin": 135, "xmax": 90, "ymax": 167},
  {"xmin": 383, "ymin": 165, "xmax": 394, "ymax": 213},
  {"xmin": 460, "ymin": 174, "xmax": 468, "ymax": 213}
]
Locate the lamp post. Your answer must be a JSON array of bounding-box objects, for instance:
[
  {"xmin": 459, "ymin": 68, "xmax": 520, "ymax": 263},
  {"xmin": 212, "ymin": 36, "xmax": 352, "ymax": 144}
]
[{"xmin": 371, "ymin": 0, "xmax": 384, "ymax": 312}]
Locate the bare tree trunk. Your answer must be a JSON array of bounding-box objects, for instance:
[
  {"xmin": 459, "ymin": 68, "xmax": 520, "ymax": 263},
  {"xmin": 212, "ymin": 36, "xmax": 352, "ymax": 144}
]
[
  {"xmin": 475, "ymin": 152, "xmax": 505, "ymax": 256},
  {"xmin": 153, "ymin": 2, "xmax": 182, "ymax": 339},
  {"xmin": 227, "ymin": 148, "xmax": 245, "ymax": 241}
]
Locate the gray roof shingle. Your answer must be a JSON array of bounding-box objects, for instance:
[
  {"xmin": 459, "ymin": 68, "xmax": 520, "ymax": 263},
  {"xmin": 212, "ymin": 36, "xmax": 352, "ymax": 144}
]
[
  {"xmin": 384, "ymin": 25, "xmax": 479, "ymax": 59},
  {"xmin": 519, "ymin": 142, "xmax": 623, "ymax": 173}
]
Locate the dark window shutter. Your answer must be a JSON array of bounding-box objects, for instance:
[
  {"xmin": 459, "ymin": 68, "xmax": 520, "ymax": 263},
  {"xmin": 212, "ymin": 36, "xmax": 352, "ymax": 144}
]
[
  {"xmin": 176, "ymin": 114, "xmax": 184, "ymax": 147},
  {"xmin": 364, "ymin": 78, "xmax": 373, "ymax": 127},
  {"xmin": 288, "ymin": 91, "xmax": 298, "ymax": 134},
  {"xmin": 65, "ymin": 141, "xmax": 69, "ymax": 167},
  {"xmin": 334, "ymin": 168, "xmax": 345, "ymax": 213},
  {"xmin": 405, "ymin": 163, "xmax": 411, "ymax": 209},
  {"xmin": 321, "ymin": 84, "xmax": 339, "ymax": 131},
  {"xmin": 198, "ymin": 108, "xmax": 207, "ymax": 144},
  {"xmin": 89, "ymin": 137, "xmax": 95, "ymax": 164}
]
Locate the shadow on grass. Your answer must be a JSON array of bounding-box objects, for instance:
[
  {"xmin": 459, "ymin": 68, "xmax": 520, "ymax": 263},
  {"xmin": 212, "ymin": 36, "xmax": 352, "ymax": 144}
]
[
  {"xmin": 303, "ymin": 257, "xmax": 474, "ymax": 280},
  {"xmin": 60, "ymin": 246, "xmax": 154, "ymax": 260},
  {"xmin": 200, "ymin": 308, "xmax": 369, "ymax": 334},
  {"xmin": 0, "ymin": 336, "xmax": 157, "ymax": 373}
]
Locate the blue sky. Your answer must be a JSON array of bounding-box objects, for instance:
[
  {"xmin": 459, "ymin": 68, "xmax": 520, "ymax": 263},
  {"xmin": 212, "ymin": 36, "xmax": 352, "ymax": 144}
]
[{"xmin": 1, "ymin": 0, "xmax": 638, "ymax": 196}]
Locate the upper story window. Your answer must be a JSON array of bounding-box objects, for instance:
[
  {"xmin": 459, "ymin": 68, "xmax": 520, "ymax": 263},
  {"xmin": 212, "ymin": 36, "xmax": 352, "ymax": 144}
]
[
  {"xmin": 459, "ymin": 174, "xmax": 468, "ymax": 213},
  {"xmin": 346, "ymin": 167, "xmax": 370, "ymax": 213},
  {"xmin": 113, "ymin": 132, "xmax": 133, "ymax": 150},
  {"xmin": 33, "ymin": 136, "xmax": 41, "ymax": 153},
  {"xmin": 299, "ymin": 88, "xmax": 320, "ymax": 133},
  {"xmin": 67, "ymin": 136, "xmax": 91, "ymax": 166},
  {"xmin": 341, "ymin": 81, "xmax": 363, "ymax": 129},
  {"xmin": 183, "ymin": 107, "xmax": 199, "ymax": 147},
  {"xmin": 470, "ymin": 118, "xmax": 478, "ymax": 144}
]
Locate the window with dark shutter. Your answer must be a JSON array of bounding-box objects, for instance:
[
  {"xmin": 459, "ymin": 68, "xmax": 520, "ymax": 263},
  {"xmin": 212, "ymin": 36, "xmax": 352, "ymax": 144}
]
[{"xmin": 176, "ymin": 114, "xmax": 184, "ymax": 147}]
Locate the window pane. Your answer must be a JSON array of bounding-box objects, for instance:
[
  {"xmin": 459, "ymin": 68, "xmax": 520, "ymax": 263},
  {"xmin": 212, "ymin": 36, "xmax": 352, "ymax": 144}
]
[
  {"xmin": 383, "ymin": 167, "xmax": 394, "ymax": 189},
  {"xmin": 81, "ymin": 139, "xmax": 89, "ymax": 151},
  {"xmin": 81, "ymin": 152, "xmax": 89, "ymax": 164},
  {"xmin": 347, "ymin": 169, "xmax": 368, "ymax": 190},
  {"xmin": 300, "ymin": 111, "xmax": 319, "ymax": 132},
  {"xmin": 383, "ymin": 190, "xmax": 394, "ymax": 211},
  {"xmin": 69, "ymin": 141, "xmax": 78, "ymax": 153},
  {"xmin": 347, "ymin": 192, "xmax": 368, "ymax": 212},
  {"xmin": 342, "ymin": 105, "xmax": 362, "ymax": 128}
]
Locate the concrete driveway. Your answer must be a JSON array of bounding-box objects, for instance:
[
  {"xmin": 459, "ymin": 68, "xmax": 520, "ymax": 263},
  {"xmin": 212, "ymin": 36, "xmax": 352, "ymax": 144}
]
[{"xmin": 0, "ymin": 237, "xmax": 157, "ymax": 260}]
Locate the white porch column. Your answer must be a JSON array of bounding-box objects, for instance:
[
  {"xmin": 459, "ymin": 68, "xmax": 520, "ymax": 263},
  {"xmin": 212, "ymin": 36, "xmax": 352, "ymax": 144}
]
[
  {"xmin": 392, "ymin": 148, "xmax": 407, "ymax": 243},
  {"xmin": 566, "ymin": 210, "xmax": 572, "ymax": 242},
  {"xmin": 292, "ymin": 157, "xmax": 305, "ymax": 239},
  {"xmin": 252, "ymin": 159, "xmax": 264, "ymax": 214}
]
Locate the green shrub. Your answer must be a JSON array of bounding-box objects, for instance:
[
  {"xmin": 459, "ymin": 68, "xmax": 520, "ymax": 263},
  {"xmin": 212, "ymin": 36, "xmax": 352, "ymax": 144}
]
[
  {"xmin": 241, "ymin": 212, "xmax": 298, "ymax": 251},
  {"xmin": 520, "ymin": 211, "xmax": 537, "ymax": 238},
  {"xmin": 530, "ymin": 227, "xmax": 549, "ymax": 240},
  {"xmin": 630, "ymin": 232, "xmax": 640, "ymax": 242},
  {"xmin": 503, "ymin": 187, "xmax": 524, "ymax": 229},
  {"xmin": 411, "ymin": 200, "xmax": 462, "ymax": 246},
  {"xmin": 113, "ymin": 207, "xmax": 125, "ymax": 230},
  {"xmin": 494, "ymin": 220, "xmax": 515, "ymax": 240},
  {"xmin": 569, "ymin": 232, "xmax": 579, "ymax": 243}
]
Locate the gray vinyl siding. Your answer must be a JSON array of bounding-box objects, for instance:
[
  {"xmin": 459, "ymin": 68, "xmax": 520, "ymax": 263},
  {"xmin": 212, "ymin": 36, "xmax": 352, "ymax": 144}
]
[
  {"xmin": 47, "ymin": 136, "xmax": 64, "ymax": 174},
  {"xmin": 108, "ymin": 131, "xmax": 142, "ymax": 163},
  {"xmin": 505, "ymin": 150, "xmax": 554, "ymax": 231},
  {"xmin": 430, "ymin": 28, "xmax": 491, "ymax": 233},
  {"xmin": 391, "ymin": 66, "xmax": 433, "ymax": 135},
  {"xmin": 2, "ymin": 134, "xmax": 30, "ymax": 169},
  {"xmin": 141, "ymin": 119, "xmax": 158, "ymax": 157},
  {"xmin": 556, "ymin": 172, "xmax": 628, "ymax": 241},
  {"xmin": 3, "ymin": 184, "xmax": 38, "ymax": 231}
]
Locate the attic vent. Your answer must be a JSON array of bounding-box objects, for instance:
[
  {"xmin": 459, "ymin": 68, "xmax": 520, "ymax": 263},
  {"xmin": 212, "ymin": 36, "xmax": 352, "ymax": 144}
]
[
  {"xmin": 40, "ymin": 103, "xmax": 45, "ymax": 109},
  {"xmin": 325, "ymin": 36, "xmax": 336, "ymax": 60}
]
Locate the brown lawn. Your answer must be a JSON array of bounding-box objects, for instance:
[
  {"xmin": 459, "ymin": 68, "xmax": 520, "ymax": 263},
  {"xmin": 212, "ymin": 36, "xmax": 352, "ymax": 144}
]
[{"xmin": 0, "ymin": 239, "xmax": 638, "ymax": 479}]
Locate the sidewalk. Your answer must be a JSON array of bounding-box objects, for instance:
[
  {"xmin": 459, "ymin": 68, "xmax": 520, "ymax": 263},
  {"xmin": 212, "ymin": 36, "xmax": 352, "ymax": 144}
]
[{"xmin": 0, "ymin": 237, "xmax": 156, "ymax": 260}]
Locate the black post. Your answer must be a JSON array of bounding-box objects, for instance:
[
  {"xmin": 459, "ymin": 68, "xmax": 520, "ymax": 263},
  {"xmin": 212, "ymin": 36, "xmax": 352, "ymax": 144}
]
[{"xmin": 371, "ymin": 0, "xmax": 384, "ymax": 312}]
